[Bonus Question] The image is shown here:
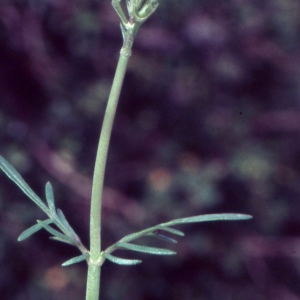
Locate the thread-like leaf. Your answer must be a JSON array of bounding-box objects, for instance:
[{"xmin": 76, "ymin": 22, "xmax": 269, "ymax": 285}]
[
  {"xmin": 103, "ymin": 252, "xmax": 142, "ymax": 265},
  {"xmin": 37, "ymin": 220, "xmax": 76, "ymax": 245},
  {"xmin": 0, "ymin": 156, "xmax": 49, "ymax": 214},
  {"xmin": 56, "ymin": 209, "xmax": 78, "ymax": 238},
  {"xmin": 117, "ymin": 242, "xmax": 176, "ymax": 255},
  {"xmin": 163, "ymin": 213, "xmax": 252, "ymax": 227},
  {"xmin": 18, "ymin": 219, "xmax": 53, "ymax": 241},
  {"xmin": 62, "ymin": 252, "xmax": 89, "ymax": 267},
  {"xmin": 156, "ymin": 226, "xmax": 185, "ymax": 236},
  {"xmin": 45, "ymin": 182, "xmax": 56, "ymax": 214},
  {"xmin": 148, "ymin": 232, "xmax": 177, "ymax": 244},
  {"xmin": 50, "ymin": 236, "xmax": 76, "ymax": 246}
]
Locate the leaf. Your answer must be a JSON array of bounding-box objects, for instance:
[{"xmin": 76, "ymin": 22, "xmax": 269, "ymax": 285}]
[
  {"xmin": 18, "ymin": 219, "xmax": 53, "ymax": 241},
  {"xmin": 103, "ymin": 252, "xmax": 142, "ymax": 265},
  {"xmin": 56, "ymin": 209, "xmax": 78, "ymax": 238},
  {"xmin": 148, "ymin": 232, "xmax": 177, "ymax": 244},
  {"xmin": 163, "ymin": 213, "xmax": 252, "ymax": 227},
  {"xmin": 0, "ymin": 156, "xmax": 49, "ymax": 214},
  {"xmin": 45, "ymin": 182, "xmax": 56, "ymax": 214},
  {"xmin": 62, "ymin": 252, "xmax": 89, "ymax": 267},
  {"xmin": 117, "ymin": 242, "xmax": 176, "ymax": 255},
  {"xmin": 156, "ymin": 226, "xmax": 185, "ymax": 236},
  {"xmin": 50, "ymin": 236, "xmax": 76, "ymax": 246},
  {"xmin": 37, "ymin": 220, "xmax": 76, "ymax": 245}
]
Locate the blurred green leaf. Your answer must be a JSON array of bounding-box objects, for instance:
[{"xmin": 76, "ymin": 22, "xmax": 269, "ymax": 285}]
[
  {"xmin": 103, "ymin": 252, "xmax": 142, "ymax": 265},
  {"xmin": 163, "ymin": 213, "xmax": 252, "ymax": 226},
  {"xmin": 18, "ymin": 219, "xmax": 53, "ymax": 241},
  {"xmin": 50, "ymin": 236, "xmax": 77, "ymax": 246},
  {"xmin": 56, "ymin": 208, "xmax": 78, "ymax": 238},
  {"xmin": 148, "ymin": 232, "xmax": 177, "ymax": 244},
  {"xmin": 156, "ymin": 226, "xmax": 185, "ymax": 236},
  {"xmin": 106, "ymin": 213, "xmax": 252, "ymax": 258},
  {"xmin": 62, "ymin": 252, "xmax": 89, "ymax": 267},
  {"xmin": 45, "ymin": 182, "xmax": 56, "ymax": 215},
  {"xmin": 117, "ymin": 242, "xmax": 176, "ymax": 255},
  {"xmin": 37, "ymin": 220, "xmax": 76, "ymax": 245},
  {"xmin": 0, "ymin": 156, "xmax": 49, "ymax": 214}
]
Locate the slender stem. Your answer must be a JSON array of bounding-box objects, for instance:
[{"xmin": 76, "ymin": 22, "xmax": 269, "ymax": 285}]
[
  {"xmin": 86, "ymin": 265, "xmax": 101, "ymax": 300},
  {"xmin": 85, "ymin": 1, "xmax": 159, "ymax": 298},
  {"xmin": 90, "ymin": 50, "xmax": 130, "ymax": 257},
  {"xmin": 86, "ymin": 53, "xmax": 130, "ymax": 300}
]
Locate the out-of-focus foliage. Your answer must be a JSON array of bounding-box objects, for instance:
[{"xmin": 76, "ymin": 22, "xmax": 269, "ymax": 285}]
[{"xmin": 0, "ymin": 0, "xmax": 300, "ymax": 299}]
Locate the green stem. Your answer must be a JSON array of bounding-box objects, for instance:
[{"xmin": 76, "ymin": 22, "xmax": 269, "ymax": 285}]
[
  {"xmin": 86, "ymin": 53, "xmax": 130, "ymax": 300},
  {"xmin": 85, "ymin": 1, "xmax": 158, "ymax": 297},
  {"xmin": 86, "ymin": 265, "xmax": 101, "ymax": 300}
]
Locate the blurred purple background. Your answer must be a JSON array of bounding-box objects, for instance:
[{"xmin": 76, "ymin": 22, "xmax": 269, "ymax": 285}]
[{"xmin": 0, "ymin": 0, "xmax": 300, "ymax": 299}]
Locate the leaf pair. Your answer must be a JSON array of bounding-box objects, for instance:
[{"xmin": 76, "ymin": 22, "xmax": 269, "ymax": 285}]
[{"xmin": 0, "ymin": 155, "xmax": 252, "ymax": 268}]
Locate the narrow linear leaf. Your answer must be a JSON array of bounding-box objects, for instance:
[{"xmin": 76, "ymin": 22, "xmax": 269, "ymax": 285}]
[
  {"xmin": 117, "ymin": 242, "xmax": 176, "ymax": 255},
  {"xmin": 148, "ymin": 232, "xmax": 177, "ymax": 244},
  {"xmin": 62, "ymin": 252, "xmax": 89, "ymax": 267},
  {"xmin": 103, "ymin": 252, "xmax": 142, "ymax": 265},
  {"xmin": 50, "ymin": 236, "xmax": 76, "ymax": 246},
  {"xmin": 163, "ymin": 213, "xmax": 252, "ymax": 226},
  {"xmin": 37, "ymin": 220, "xmax": 76, "ymax": 245},
  {"xmin": 156, "ymin": 226, "xmax": 185, "ymax": 236},
  {"xmin": 0, "ymin": 156, "xmax": 49, "ymax": 214},
  {"xmin": 45, "ymin": 182, "xmax": 56, "ymax": 214},
  {"xmin": 18, "ymin": 219, "xmax": 53, "ymax": 241},
  {"xmin": 56, "ymin": 209, "xmax": 78, "ymax": 238}
]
